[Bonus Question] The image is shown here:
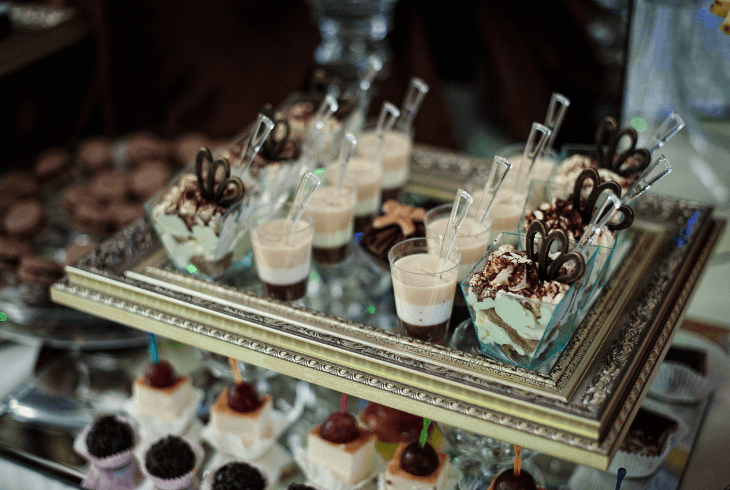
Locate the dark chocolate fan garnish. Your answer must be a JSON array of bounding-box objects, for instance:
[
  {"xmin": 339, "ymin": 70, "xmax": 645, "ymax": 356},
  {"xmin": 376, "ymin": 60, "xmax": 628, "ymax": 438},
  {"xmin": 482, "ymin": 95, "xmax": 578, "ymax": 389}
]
[
  {"xmin": 259, "ymin": 104, "xmax": 299, "ymax": 161},
  {"xmin": 594, "ymin": 117, "xmax": 651, "ymax": 177},
  {"xmin": 525, "ymin": 220, "xmax": 584, "ymax": 284},
  {"xmin": 195, "ymin": 148, "xmax": 244, "ymax": 208},
  {"xmin": 572, "ymin": 168, "xmax": 633, "ymax": 231}
]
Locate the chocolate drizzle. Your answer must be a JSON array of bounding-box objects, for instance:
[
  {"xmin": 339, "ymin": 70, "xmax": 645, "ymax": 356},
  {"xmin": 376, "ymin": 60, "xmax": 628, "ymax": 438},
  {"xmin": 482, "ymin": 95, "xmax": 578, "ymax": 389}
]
[
  {"xmin": 595, "ymin": 117, "xmax": 651, "ymax": 177},
  {"xmin": 260, "ymin": 104, "xmax": 299, "ymax": 161},
  {"xmin": 525, "ymin": 220, "xmax": 584, "ymax": 285},
  {"xmin": 572, "ymin": 168, "xmax": 633, "ymax": 231},
  {"xmin": 195, "ymin": 148, "xmax": 244, "ymax": 207}
]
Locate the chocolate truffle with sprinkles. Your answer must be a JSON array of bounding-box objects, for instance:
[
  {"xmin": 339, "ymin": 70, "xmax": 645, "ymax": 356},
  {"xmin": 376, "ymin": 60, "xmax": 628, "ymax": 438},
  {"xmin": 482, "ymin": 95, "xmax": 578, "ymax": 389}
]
[
  {"xmin": 145, "ymin": 436, "xmax": 196, "ymax": 480},
  {"xmin": 85, "ymin": 415, "xmax": 134, "ymax": 458},
  {"xmin": 287, "ymin": 485, "xmax": 317, "ymax": 490},
  {"xmin": 212, "ymin": 461, "xmax": 267, "ymax": 490}
]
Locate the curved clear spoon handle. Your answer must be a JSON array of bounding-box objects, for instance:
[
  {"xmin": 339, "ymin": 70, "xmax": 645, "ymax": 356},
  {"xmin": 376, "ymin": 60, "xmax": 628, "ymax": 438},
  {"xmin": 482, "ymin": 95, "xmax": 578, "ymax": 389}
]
[
  {"xmin": 544, "ymin": 92, "xmax": 570, "ymax": 150},
  {"xmin": 397, "ymin": 77, "xmax": 429, "ymax": 132},
  {"xmin": 515, "ymin": 122, "xmax": 551, "ymax": 192},
  {"xmin": 359, "ymin": 55, "xmax": 383, "ymax": 93},
  {"xmin": 477, "ymin": 156, "xmax": 512, "ymax": 228},
  {"xmin": 237, "ymin": 113, "xmax": 275, "ymax": 173},
  {"xmin": 337, "ymin": 132, "xmax": 357, "ymax": 189},
  {"xmin": 438, "ymin": 189, "xmax": 473, "ymax": 272},
  {"xmin": 574, "ymin": 191, "xmax": 621, "ymax": 259},
  {"xmin": 623, "ymin": 155, "xmax": 672, "ymax": 205},
  {"xmin": 285, "ymin": 171, "xmax": 321, "ymax": 236},
  {"xmin": 648, "ymin": 112, "xmax": 685, "ymax": 154}
]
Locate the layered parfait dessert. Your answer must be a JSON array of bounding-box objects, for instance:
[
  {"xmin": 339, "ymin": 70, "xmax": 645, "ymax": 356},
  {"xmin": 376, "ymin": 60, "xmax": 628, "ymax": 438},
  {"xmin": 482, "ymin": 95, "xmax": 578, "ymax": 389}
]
[
  {"xmin": 249, "ymin": 208, "xmax": 315, "ymax": 301},
  {"xmin": 308, "ymin": 180, "xmax": 357, "ymax": 264},
  {"xmin": 338, "ymin": 154, "xmax": 383, "ymax": 232},
  {"xmin": 355, "ymin": 127, "xmax": 412, "ymax": 202},
  {"xmin": 389, "ymin": 238, "xmax": 461, "ymax": 345}
]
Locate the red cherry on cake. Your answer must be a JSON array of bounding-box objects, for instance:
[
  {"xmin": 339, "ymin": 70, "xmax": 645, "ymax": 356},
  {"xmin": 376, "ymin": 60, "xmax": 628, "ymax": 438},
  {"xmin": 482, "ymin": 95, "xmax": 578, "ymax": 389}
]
[
  {"xmin": 491, "ymin": 468, "xmax": 537, "ymax": 490},
  {"xmin": 145, "ymin": 360, "xmax": 177, "ymax": 388},
  {"xmin": 320, "ymin": 412, "xmax": 360, "ymax": 444},
  {"xmin": 227, "ymin": 382, "xmax": 262, "ymax": 413},
  {"xmin": 400, "ymin": 441, "xmax": 439, "ymax": 476}
]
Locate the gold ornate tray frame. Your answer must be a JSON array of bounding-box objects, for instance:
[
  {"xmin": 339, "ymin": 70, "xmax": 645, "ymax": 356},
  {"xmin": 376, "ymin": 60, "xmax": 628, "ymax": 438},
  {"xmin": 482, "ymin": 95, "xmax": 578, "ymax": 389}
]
[{"xmin": 51, "ymin": 146, "xmax": 723, "ymax": 470}]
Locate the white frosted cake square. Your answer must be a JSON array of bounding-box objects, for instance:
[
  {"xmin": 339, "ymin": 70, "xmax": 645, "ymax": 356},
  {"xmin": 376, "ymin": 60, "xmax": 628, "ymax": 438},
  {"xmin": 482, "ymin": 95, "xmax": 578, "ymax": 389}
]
[
  {"xmin": 133, "ymin": 376, "xmax": 193, "ymax": 424},
  {"xmin": 307, "ymin": 424, "xmax": 376, "ymax": 484}
]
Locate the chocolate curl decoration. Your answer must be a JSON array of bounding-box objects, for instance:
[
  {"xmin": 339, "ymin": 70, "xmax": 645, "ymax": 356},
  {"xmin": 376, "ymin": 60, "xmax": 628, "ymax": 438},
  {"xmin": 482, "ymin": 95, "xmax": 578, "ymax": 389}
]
[
  {"xmin": 260, "ymin": 103, "xmax": 295, "ymax": 160},
  {"xmin": 195, "ymin": 148, "xmax": 244, "ymax": 208},
  {"xmin": 420, "ymin": 419, "xmax": 431, "ymax": 447},
  {"xmin": 525, "ymin": 220, "xmax": 585, "ymax": 284},
  {"xmin": 594, "ymin": 117, "xmax": 651, "ymax": 177},
  {"xmin": 228, "ymin": 357, "xmax": 242, "ymax": 384},
  {"xmin": 572, "ymin": 168, "xmax": 633, "ymax": 231},
  {"xmin": 513, "ymin": 445, "xmax": 523, "ymax": 476}
]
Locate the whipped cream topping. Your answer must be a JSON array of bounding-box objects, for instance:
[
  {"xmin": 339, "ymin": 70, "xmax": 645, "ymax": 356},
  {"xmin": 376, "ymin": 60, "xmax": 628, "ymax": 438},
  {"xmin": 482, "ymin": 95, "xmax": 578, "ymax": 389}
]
[
  {"xmin": 523, "ymin": 195, "xmax": 615, "ymax": 248},
  {"xmin": 553, "ymin": 154, "xmax": 633, "ymax": 190},
  {"xmin": 469, "ymin": 245, "xmax": 569, "ymax": 303}
]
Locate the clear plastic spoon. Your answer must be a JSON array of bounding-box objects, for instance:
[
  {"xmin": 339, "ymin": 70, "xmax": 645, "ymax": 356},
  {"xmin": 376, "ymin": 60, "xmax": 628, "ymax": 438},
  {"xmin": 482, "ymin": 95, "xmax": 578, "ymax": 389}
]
[
  {"xmin": 543, "ymin": 92, "xmax": 571, "ymax": 151},
  {"xmin": 359, "ymin": 55, "xmax": 383, "ymax": 94},
  {"xmin": 622, "ymin": 155, "xmax": 672, "ymax": 205},
  {"xmin": 375, "ymin": 101, "xmax": 400, "ymax": 153},
  {"xmin": 235, "ymin": 113, "xmax": 275, "ymax": 174},
  {"xmin": 337, "ymin": 132, "xmax": 357, "ymax": 189},
  {"xmin": 396, "ymin": 77, "xmax": 429, "ymax": 132},
  {"xmin": 513, "ymin": 122, "xmax": 552, "ymax": 193},
  {"xmin": 438, "ymin": 189, "xmax": 473, "ymax": 273},
  {"xmin": 647, "ymin": 112, "xmax": 685, "ymax": 154},
  {"xmin": 301, "ymin": 94, "xmax": 339, "ymax": 168},
  {"xmin": 476, "ymin": 156, "xmax": 512, "ymax": 229},
  {"xmin": 285, "ymin": 171, "xmax": 321, "ymax": 237},
  {"xmin": 573, "ymin": 191, "xmax": 621, "ymax": 260}
]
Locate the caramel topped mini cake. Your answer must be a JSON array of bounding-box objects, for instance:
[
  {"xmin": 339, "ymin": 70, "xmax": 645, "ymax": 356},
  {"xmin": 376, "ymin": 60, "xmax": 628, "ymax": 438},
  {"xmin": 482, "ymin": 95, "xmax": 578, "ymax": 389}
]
[
  {"xmin": 133, "ymin": 360, "xmax": 193, "ymax": 424},
  {"xmin": 361, "ymin": 200, "xmax": 426, "ymax": 264},
  {"xmin": 308, "ymin": 411, "xmax": 376, "ymax": 485},
  {"xmin": 384, "ymin": 441, "xmax": 449, "ymax": 490},
  {"xmin": 210, "ymin": 382, "xmax": 274, "ymax": 447}
]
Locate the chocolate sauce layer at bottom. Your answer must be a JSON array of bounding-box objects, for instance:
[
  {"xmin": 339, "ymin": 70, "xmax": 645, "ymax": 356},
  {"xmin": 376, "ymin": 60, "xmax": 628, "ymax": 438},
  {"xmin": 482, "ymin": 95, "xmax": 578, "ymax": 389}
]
[
  {"xmin": 261, "ymin": 277, "xmax": 307, "ymax": 301},
  {"xmin": 354, "ymin": 215, "xmax": 374, "ymax": 234},
  {"xmin": 381, "ymin": 187, "xmax": 403, "ymax": 203},
  {"xmin": 313, "ymin": 244, "xmax": 349, "ymax": 265},
  {"xmin": 399, "ymin": 319, "xmax": 449, "ymax": 345}
]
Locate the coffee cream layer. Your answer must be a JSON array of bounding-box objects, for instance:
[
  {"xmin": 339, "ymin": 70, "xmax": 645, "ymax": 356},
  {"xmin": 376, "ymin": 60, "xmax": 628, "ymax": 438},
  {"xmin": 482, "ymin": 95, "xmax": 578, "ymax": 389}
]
[
  {"xmin": 331, "ymin": 157, "xmax": 383, "ymax": 217},
  {"xmin": 391, "ymin": 254, "xmax": 458, "ymax": 326},
  {"xmin": 506, "ymin": 155, "xmax": 555, "ymax": 183},
  {"xmin": 425, "ymin": 216, "xmax": 492, "ymax": 282},
  {"xmin": 252, "ymin": 218, "xmax": 313, "ymax": 286},
  {"xmin": 309, "ymin": 185, "xmax": 356, "ymax": 249},
  {"xmin": 470, "ymin": 189, "xmax": 527, "ymax": 233},
  {"xmin": 356, "ymin": 130, "xmax": 411, "ymax": 190}
]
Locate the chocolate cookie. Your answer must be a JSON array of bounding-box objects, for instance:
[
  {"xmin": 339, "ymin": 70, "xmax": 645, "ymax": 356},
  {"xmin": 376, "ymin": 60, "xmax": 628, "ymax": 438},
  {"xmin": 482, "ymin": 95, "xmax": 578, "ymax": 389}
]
[
  {"xmin": 0, "ymin": 238, "xmax": 33, "ymax": 272},
  {"xmin": 174, "ymin": 132, "xmax": 212, "ymax": 167},
  {"xmin": 3, "ymin": 199, "xmax": 45, "ymax": 237},
  {"xmin": 17, "ymin": 256, "xmax": 64, "ymax": 285},
  {"xmin": 34, "ymin": 149, "xmax": 73, "ymax": 186},
  {"xmin": 91, "ymin": 170, "xmax": 130, "ymax": 203},
  {"xmin": 79, "ymin": 137, "xmax": 112, "ymax": 174},
  {"xmin": 131, "ymin": 161, "xmax": 171, "ymax": 201},
  {"xmin": 2, "ymin": 170, "xmax": 39, "ymax": 197},
  {"xmin": 126, "ymin": 132, "xmax": 172, "ymax": 165}
]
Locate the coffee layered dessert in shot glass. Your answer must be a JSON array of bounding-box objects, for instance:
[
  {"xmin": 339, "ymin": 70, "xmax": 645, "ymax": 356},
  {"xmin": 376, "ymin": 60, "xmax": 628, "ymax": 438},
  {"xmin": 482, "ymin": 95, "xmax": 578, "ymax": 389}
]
[
  {"xmin": 389, "ymin": 237, "xmax": 461, "ymax": 345},
  {"xmin": 308, "ymin": 177, "xmax": 357, "ymax": 265}
]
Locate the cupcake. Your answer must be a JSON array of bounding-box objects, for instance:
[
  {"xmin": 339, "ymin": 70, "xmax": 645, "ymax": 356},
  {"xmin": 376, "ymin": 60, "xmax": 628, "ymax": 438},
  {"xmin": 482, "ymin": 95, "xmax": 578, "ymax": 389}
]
[
  {"xmin": 650, "ymin": 346, "xmax": 718, "ymax": 403},
  {"xmin": 74, "ymin": 415, "xmax": 143, "ymax": 490},
  {"xmin": 143, "ymin": 435, "xmax": 203, "ymax": 489}
]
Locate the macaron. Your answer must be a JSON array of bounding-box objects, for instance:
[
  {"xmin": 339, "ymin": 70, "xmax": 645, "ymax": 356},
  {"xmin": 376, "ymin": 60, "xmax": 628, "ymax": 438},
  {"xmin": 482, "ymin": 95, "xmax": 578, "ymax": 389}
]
[
  {"xmin": 91, "ymin": 170, "xmax": 130, "ymax": 203},
  {"xmin": 126, "ymin": 132, "xmax": 172, "ymax": 165},
  {"xmin": 34, "ymin": 148, "xmax": 73, "ymax": 187},
  {"xmin": 17, "ymin": 255, "xmax": 65, "ymax": 285},
  {"xmin": 0, "ymin": 238, "xmax": 33, "ymax": 272},
  {"xmin": 174, "ymin": 132, "xmax": 212, "ymax": 167},
  {"xmin": 131, "ymin": 161, "xmax": 171, "ymax": 201},
  {"xmin": 79, "ymin": 137, "xmax": 112, "ymax": 174},
  {"xmin": 3, "ymin": 199, "xmax": 46, "ymax": 238}
]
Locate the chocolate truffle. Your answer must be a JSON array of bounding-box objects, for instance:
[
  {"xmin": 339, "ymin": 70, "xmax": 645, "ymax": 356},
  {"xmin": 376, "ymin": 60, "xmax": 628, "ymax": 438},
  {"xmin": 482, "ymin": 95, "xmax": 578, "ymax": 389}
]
[
  {"xmin": 86, "ymin": 415, "xmax": 134, "ymax": 458},
  {"xmin": 212, "ymin": 461, "xmax": 267, "ymax": 490},
  {"xmin": 34, "ymin": 149, "xmax": 72, "ymax": 185},
  {"xmin": 144, "ymin": 436, "xmax": 195, "ymax": 480},
  {"xmin": 287, "ymin": 485, "xmax": 317, "ymax": 490},
  {"xmin": 79, "ymin": 137, "xmax": 112, "ymax": 174}
]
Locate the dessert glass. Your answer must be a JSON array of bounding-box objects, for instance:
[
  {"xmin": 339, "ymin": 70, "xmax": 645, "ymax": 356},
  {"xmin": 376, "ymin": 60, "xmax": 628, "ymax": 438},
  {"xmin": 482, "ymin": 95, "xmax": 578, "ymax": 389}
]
[
  {"xmin": 328, "ymin": 153, "xmax": 384, "ymax": 233},
  {"xmin": 467, "ymin": 145, "xmax": 558, "ymax": 235},
  {"xmin": 308, "ymin": 175, "xmax": 357, "ymax": 265},
  {"xmin": 517, "ymin": 179, "xmax": 620, "ymax": 309},
  {"xmin": 460, "ymin": 232, "xmax": 600, "ymax": 371},
  {"xmin": 248, "ymin": 206, "xmax": 315, "ymax": 301},
  {"xmin": 145, "ymin": 167, "xmax": 254, "ymax": 280},
  {"xmin": 355, "ymin": 122, "xmax": 413, "ymax": 203},
  {"xmin": 388, "ymin": 237, "xmax": 461, "ymax": 345}
]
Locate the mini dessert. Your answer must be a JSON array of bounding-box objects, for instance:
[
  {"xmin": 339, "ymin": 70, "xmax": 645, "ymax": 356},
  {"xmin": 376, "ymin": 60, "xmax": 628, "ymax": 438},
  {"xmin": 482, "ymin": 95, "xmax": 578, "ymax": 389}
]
[
  {"xmin": 91, "ymin": 170, "xmax": 131, "ymax": 203},
  {"xmin": 211, "ymin": 461, "xmax": 267, "ymax": 490},
  {"xmin": 148, "ymin": 149, "xmax": 248, "ymax": 278},
  {"xmin": 144, "ymin": 435, "xmax": 196, "ymax": 480},
  {"xmin": 3, "ymin": 199, "xmax": 46, "ymax": 238},
  {"xmin": 126, "ymin": 132, "xmax": 172, "ymax": 165},
  {"xmin": 361, "ymin": 200, "xmax": 425, "ymax": 268},
  {"xmin": 34, "ymin": 148, "xmax": 72, "ymax": 187},
  {"xmin": 0, "ymin": 238, "xmax": 32, "ymax": 272},
  {"xmin": 132, "ymin": 360, "xmax": 194, "ymax": 424},
  {"xmin": 74, "ymin": 415, "xmax": 142, "ymax": 490},
  {"xmin": 360, "ymin": 403, "xmax": 427, "ymax": 445},
  {"xmin": 249, "ymin": 208, "xmax": 315, "ymax": 302},
  {"xmin": 307, "ymin": 411, "xmax": 377, "ymax": 485},
  {"xmin": 78, "ymin": 137, "xmax": 112, "ymax": 174},
  {"xmin": 619, "ymin": 408, "xmax": 678, "ymax": 457},
  {"xmin": 487, "ymin": 445, "xmax": 545, "ymax": 490},
  {"xmin": 355, "ymin": 129, "xmax": 411, "ymax": 202},
  {"xmin": 383, "ymin": 441, "xmax": 449, "ymax": 490},
  {"xmin": 308, "ymin": 182, "xmax": 357, "ymax": 264},
  {"xmin": 210, "ymin": 382, "xmax": 274, "ymax": 448},
  {"xmin": 287, "ymin": 485, "xmax": 316, "ymax": 490},
  {"xmin": 331, "ymin": 155, "xmax": 383, "ymax": 233},
  {"xmin": 664, "ymin": 346, "xmax": 707, "ymax": 375},
  {"xmin": 132, "ymin": 161, "xmax": 172, "ymax": 201},
  {"xmin": 551, "ymin": 117, "xmax": 651, "ymax": 192}
]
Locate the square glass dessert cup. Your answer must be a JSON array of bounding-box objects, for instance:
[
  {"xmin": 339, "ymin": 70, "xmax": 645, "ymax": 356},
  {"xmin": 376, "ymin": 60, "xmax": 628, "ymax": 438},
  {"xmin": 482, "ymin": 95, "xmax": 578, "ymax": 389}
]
[
  {"xmin": 517, "ymin": 178, "xmax": 620, "ymax": 310},
  {"xmin": 145, "ymin": 166, "xmax": 255, "ymax": 280},
  {"xmin": 460, "ymin": 232, "xmax": 601, "ymax": 371}
]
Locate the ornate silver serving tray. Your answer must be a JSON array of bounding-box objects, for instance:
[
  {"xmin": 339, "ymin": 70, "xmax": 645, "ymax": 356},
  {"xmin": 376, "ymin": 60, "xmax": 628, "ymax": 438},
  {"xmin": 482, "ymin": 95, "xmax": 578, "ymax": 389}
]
[{"xmin": 51, "ymin": 145, "xmax": 724, "ymax": 470}]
